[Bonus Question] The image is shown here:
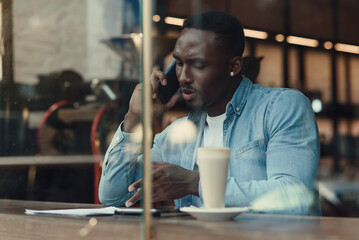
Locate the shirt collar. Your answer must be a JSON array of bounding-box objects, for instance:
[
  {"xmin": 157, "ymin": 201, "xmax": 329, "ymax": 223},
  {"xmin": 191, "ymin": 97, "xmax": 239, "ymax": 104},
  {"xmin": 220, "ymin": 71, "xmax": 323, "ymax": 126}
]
[
  {"xmin": 188, "ymin": 76, "xmax": 253, "ymax": 120},
  {"xmin": 227, "ymin": 76, "xmax": 252, "ymax": 116}
]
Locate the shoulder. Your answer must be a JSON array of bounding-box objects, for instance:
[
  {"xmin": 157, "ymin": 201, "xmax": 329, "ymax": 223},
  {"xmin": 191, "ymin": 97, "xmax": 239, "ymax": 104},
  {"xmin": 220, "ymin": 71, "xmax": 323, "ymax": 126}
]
[
  {"xmin": 250, "ymin": 85, "xmax": 310, "ymax": 108},
  {"xmin": 271, "ymin": 88, "xmax": 311, "ymax": 111},
  {"xmin": 265, "ymin": 88, "xmax": 316, "ymax": 133}
]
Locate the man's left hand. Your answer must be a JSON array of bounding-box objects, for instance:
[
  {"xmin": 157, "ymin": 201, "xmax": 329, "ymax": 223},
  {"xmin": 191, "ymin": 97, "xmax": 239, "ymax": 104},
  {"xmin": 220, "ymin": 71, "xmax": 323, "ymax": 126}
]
[{"xmin": 125, "ymin": 162, "xmax": 199, "ymax": 207}]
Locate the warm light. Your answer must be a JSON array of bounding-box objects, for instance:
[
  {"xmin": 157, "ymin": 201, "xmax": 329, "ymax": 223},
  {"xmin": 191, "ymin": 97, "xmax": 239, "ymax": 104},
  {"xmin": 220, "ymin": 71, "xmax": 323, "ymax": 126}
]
[
  {"xmin": 251, "ymin": 184, "xmax": 314, "ymax": 212},
  {"xmin": 243, "ymin": 29, "xmax": 268, "ymax": 39},
  {"xmin": 275, "ymin": 34, "xmax": 285, "ymax": 42},
  {"xmin": 286, "ymin": 36, "xmax": 319, "ymax": 47},
  {"xmin": 168, "ymin": 120, "xmax": 197, "ymax": 144},
  {"xmin": 153, "ymin": 15, "xmax": 161, "ymax": 22},
  {"xmin": 334, "ymin": 43, "xmax": 359, "ymax": 54},
  {"xmin": 22, "ymin": 107, "xmax": 29, "ymax": 120},
  {"xmin": 130, "ymin": 33, "xmax": 142, "ymax": 51},
  {"xmin": 164, "ymin": 17, "xmax": 184, "ymax": 26},
  {"xmin": 130, "ymin": 33, "xmax": 143, "ymax": 38},
  {"xmin": 323, "ymin": 41, "xmax": 333, "ymax": 50},
  {"xmin": 130, "ymin": 124, "xmax": 143, "ymax": 143}
]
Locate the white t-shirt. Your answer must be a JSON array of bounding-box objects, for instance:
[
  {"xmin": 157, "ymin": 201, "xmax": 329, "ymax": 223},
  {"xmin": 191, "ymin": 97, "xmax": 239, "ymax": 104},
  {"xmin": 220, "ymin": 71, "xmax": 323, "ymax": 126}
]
[{"xmin": 203, "ymin": 113, "xmax": 226, "ymax": 147}]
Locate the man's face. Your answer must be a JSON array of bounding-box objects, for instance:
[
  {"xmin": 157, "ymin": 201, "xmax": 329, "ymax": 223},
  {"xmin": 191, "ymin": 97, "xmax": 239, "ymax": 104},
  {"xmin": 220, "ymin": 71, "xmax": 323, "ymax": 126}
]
[{"xmin": 173, "ymin": 28, "xmax": 234, "ymax": 115}]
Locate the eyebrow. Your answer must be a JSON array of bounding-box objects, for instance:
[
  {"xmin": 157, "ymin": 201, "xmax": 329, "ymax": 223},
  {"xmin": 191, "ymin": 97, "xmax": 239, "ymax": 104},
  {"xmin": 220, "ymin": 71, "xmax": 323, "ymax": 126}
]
[{"xmin": 172, "ymin": 53, "xmax": 206, "ymax": 63}]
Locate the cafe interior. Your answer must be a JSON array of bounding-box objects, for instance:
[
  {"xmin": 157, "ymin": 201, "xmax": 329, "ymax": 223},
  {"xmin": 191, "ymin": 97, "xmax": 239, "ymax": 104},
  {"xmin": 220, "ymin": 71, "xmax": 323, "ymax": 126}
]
[{"xmin": 0, "ymin": 0, "xmax": 359, "ymax": 239}]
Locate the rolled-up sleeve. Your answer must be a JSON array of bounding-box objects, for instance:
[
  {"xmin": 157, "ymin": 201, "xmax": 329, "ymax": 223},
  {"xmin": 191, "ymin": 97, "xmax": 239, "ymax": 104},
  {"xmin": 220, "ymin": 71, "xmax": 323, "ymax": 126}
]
[
  {"xmin": 98, "ymin": 122, "xmax": 166, "ymax": 206},
  {"xmin": 98, "ymin": 123, "xmax": 141, "ymax": 206}
]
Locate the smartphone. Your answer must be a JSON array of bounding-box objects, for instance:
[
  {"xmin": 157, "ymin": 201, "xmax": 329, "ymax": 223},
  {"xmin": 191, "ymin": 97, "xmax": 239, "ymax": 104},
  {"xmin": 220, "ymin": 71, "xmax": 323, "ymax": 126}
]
[
  {"xmin": 158, "ymin": 61, "xmax": 180, "ymax": 104},
  {"xmin": 114, "ymin": 207, "xmax": 188, "ymax": 217}
]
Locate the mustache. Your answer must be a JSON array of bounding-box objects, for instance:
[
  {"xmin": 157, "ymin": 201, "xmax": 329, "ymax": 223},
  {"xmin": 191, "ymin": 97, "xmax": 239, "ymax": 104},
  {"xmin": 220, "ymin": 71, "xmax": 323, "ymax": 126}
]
[{"xmin": 180, "ymin": 84, "xmax": 195, "ymax": 91}]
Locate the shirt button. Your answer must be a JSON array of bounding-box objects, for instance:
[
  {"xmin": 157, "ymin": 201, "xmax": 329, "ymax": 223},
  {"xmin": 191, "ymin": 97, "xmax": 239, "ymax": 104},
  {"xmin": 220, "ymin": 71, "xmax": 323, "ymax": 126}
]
[{"xmin": 236, "ymin": 107, "xmax": 240, "ymax": 111}]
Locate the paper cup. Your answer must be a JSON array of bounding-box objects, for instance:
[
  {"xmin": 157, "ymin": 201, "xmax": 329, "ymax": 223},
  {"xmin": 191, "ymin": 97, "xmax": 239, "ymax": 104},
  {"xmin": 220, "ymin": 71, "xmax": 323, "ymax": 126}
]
[{"xmin": 197, "ymin": 147, "xmax": 230, "ymax": 209}]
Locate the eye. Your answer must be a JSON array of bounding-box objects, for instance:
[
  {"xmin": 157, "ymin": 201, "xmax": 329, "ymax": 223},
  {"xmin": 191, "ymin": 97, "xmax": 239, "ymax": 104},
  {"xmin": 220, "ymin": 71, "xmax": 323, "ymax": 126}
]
[
  {"xmin": 191, "ymin": 60, "xmax": 206, "ymax": 70},
  {"xmin": 175, "ymin": 62, "xmax": 183, "ymax": 67},
  {"xmin": 193, "ymin": 63, "xmax": 205, "ymax": 70}
]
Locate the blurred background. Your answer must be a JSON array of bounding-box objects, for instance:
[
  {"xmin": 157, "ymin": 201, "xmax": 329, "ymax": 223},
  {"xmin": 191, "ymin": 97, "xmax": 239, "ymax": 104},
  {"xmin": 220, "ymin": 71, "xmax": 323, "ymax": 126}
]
[{"xmin": 0, "ymin": 0, "xmax": 358, "ymax": 217}]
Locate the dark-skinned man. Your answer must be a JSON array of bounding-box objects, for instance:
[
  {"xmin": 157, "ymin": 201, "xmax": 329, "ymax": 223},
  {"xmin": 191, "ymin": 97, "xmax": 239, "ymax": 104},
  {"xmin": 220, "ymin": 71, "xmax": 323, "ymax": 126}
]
[{"xmin": 99, "ymin": 11, "xmax": 321, "ymax": 215}]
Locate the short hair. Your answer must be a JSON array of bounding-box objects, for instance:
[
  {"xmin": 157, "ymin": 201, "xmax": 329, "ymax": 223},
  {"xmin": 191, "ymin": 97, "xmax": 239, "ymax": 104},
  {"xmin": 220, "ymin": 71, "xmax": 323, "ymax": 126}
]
[{"xmin": 182, "ymin": 11, "xmax": 245, "ymax": 57}]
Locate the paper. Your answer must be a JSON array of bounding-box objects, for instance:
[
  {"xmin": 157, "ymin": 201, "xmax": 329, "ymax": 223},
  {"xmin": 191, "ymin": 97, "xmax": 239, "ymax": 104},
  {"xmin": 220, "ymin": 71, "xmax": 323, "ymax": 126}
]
[
  {"xmin": 25, "ymin": 207, "xmax": 177, "ymax": 217},
  {"xmin": 25, "ymin": 206, "xmax": 118, "ymax": 216}
]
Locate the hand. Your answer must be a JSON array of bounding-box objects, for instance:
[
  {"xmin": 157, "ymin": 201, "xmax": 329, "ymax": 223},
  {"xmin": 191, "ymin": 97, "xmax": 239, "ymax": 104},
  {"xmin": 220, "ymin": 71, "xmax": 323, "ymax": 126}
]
[
  {"xmin": 123, "ymin": 71, "xmax": 180, "ymax": 132},
  {"xmin": 125, "ymin": 162, "xmax": 199, "ymax": 207}
]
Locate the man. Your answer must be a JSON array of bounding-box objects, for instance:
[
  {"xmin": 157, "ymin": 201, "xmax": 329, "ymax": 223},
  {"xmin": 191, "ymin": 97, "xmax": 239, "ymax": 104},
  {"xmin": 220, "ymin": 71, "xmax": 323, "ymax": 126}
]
[{"xmin": 99, "ymin": 11, "xmax": 321, "ymax": 215}]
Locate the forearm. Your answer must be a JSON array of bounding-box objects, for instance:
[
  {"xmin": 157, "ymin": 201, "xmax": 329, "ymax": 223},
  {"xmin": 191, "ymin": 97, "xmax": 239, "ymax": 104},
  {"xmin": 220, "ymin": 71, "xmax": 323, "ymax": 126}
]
[{"xmin": 123, "ymin": 112, "xmax": 141, "ymax": 133}]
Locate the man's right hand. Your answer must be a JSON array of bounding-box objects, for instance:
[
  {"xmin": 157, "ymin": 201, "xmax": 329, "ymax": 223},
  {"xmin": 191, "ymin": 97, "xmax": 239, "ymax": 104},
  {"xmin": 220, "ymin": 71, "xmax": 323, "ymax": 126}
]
[{"xmin": 123, "ymin": 70, "xmax": 180, "ymax": 133}]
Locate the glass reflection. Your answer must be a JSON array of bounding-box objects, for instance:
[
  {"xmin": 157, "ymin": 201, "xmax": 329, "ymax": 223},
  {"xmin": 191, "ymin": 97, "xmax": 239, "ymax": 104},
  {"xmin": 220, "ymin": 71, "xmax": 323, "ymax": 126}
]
[{"xmin": 0, "ymin": 1, "xmax": 359, "ymax": 239}]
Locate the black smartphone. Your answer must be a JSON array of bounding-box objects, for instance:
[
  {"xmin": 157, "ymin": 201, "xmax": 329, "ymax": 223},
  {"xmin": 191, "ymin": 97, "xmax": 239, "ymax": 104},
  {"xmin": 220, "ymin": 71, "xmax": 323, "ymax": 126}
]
[
  {"xmin": 114, "ymin": 207, "xmax": 188, "ymax": 217},
  {"xmin": 158, "ymin": 61, "xmax": 180, "ymax": 104}
]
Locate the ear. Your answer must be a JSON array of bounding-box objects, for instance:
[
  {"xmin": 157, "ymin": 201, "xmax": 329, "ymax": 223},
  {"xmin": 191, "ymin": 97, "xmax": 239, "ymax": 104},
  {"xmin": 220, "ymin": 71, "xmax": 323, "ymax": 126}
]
[{"xmin": 229, "ymin": 56, "xmax": 243, "ymax": 77}]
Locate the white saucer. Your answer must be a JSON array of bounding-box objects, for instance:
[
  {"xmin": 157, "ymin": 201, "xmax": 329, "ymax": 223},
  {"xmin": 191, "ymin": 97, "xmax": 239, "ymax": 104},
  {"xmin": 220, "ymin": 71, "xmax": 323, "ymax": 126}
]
[{"xmin": 179, "ymin": 206, "xmax": 249, "ymax": 221}]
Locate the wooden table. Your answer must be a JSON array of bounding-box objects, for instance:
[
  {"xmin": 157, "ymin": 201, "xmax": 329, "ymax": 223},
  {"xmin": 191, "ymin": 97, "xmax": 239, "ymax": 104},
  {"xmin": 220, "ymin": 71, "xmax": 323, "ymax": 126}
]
[{"xmin": 1, "ymin": 199, "xmax": 359, "ymax": 239}]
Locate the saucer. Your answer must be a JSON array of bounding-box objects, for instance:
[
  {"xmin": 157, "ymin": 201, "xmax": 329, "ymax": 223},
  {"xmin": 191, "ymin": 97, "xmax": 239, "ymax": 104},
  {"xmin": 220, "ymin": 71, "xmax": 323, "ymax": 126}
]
[{"xmin": 179, "ymin": 206, "xmax": 249, "ymax": 221}]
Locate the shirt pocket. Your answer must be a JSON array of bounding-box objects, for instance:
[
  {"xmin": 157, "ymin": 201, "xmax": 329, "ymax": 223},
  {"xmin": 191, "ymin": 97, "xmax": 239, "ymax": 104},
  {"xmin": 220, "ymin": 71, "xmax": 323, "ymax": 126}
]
[{"xmin": 231, "ymin": 139, "xmax": 267, "ymax": 181}]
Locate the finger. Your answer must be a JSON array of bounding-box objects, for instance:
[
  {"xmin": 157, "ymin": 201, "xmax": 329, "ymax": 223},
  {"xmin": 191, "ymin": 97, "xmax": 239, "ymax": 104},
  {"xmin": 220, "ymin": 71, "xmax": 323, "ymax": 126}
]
[
  {"xmin": 128, "ymin": 179, "xmax": 142, "ymax": 192},
  {"xmin": 163, "ymin": 93, "xmax": 180, "ymax": 111},
  {"xmin": 155, "ymin": 70, "xmax": 167, "ymax": 86},
  {"xmin": 150, "ymin": 70, "xmax": 166, "ymax": 99},
  {"xmin": 126, "ymin": 188, "xmax": 141, "ymax": 207},
  {"xmin": 152, "ymin": 161, "xmax": 169, "ymax": 169}
]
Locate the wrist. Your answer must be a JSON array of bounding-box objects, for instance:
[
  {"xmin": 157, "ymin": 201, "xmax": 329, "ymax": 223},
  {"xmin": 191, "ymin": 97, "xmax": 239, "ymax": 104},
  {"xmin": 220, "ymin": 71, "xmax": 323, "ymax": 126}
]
[{"xmin": 187, "ymin": 170, "xmax": 199, "ymax": 196}]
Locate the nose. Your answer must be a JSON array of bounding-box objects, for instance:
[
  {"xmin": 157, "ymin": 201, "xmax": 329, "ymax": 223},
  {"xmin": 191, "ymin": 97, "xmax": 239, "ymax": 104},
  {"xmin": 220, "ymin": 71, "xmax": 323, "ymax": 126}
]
[{"xmin": 177, "ymin": 65, "xmax": 192, "ymax": 84}]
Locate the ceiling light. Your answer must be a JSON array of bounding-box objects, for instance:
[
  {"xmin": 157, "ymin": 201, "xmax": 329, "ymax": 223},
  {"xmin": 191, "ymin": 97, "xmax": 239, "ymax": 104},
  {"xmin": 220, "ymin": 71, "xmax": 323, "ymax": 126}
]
[
  {"xmin": 334, "ymin": 43, "xmax": 359, "ymax": 54},
  {"xmin": 164, "ymin": 17, "xmax": 184, "ymax": 26},
  {"xmin": 286, "ymin": 36, "xmax": 319, "ymax": 47},
  {"xmin": 243, "ymin": 29, "xmax": 268, "ymax": 39},
  {"xmin": 323, "ymin": 41, "xmax": 333, "ymax": 50},
  {"xmin": 153, "ymin": 15, "xmax": 161, "ymax": 22},
  {"xmin": 275, "ymin": 34, "xmax": 285, "ymax": 42}
]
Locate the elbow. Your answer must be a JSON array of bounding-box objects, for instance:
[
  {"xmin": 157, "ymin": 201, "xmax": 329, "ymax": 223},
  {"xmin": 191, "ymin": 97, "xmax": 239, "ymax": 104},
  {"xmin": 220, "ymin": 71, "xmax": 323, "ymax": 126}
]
[
  {"xmin": 98, "ymin": 176, "xmax": 131, "ymax": 207},
  {"xmin": 98, "ymin": 188, "xmax": 127, "ymax": 207},
  {"xmin": 98, "ymin": 178, "xmax": 114, "ymax": 206}
]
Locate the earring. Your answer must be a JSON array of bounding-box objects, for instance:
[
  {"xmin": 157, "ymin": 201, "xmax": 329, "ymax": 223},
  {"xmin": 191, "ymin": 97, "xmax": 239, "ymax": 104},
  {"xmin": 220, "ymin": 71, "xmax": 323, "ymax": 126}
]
[{"xmin": 230, "ymin": 72, "xmax": 234, "ymax": 77}]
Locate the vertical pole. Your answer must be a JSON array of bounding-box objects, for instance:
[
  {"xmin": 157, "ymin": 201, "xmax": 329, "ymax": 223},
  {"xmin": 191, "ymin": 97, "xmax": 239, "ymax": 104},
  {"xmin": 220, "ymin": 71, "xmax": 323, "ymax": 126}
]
[
  {"xmin": 345, "ymin": 55, "xmax": 352, "ymax": 133},
  {"xmin": 2, "ymin": 0, "xmax": 13, "ymax": 85},
  {"xmin": 1, "ymin": 0, "xmax": 14, "ymax": 156},
  {"xmin": 331, "ymin": 0, "xmax": 339, "ymax": 174},
  {"xmin": 283, "ymin": 0, "xmax": 290, "ymax": 88},
  {"xmin": 249, "ymin": 39, "xmax": 256, "ymax": 57},
  {"xmin": 298, "ymin": 47, "xmax": 305, "ymax": 89},
  {"xmin": 142, "ymin": 0, "xmax": 153, "ymax": 240}
]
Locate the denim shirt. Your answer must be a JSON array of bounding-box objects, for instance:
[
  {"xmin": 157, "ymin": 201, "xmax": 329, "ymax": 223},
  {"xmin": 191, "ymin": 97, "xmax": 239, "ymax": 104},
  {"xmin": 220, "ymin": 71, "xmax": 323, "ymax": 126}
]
[{"xmin": 99, "ymin": 77, "xmax": 321, "ymax": 216}]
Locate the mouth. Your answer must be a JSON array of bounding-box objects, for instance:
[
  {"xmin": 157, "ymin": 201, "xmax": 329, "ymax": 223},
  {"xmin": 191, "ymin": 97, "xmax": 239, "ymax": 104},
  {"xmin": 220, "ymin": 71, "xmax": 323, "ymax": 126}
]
[{"xmin": 180, "ymin": 88, "xmax": 196, "ymax": 102}]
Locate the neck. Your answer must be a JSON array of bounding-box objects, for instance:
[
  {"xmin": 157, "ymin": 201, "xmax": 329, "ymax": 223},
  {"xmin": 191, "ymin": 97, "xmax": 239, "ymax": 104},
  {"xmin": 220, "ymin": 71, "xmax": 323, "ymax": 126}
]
[{"xmin": 206, "ymin": 75, "xmax": 242, "ymax": 117}]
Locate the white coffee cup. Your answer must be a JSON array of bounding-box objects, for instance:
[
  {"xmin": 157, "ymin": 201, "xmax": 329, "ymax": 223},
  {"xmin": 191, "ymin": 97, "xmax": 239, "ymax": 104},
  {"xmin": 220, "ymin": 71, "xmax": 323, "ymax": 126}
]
[{"xmin": 197, "ymin": 147, "xmax": 230, "ymax": 209}]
